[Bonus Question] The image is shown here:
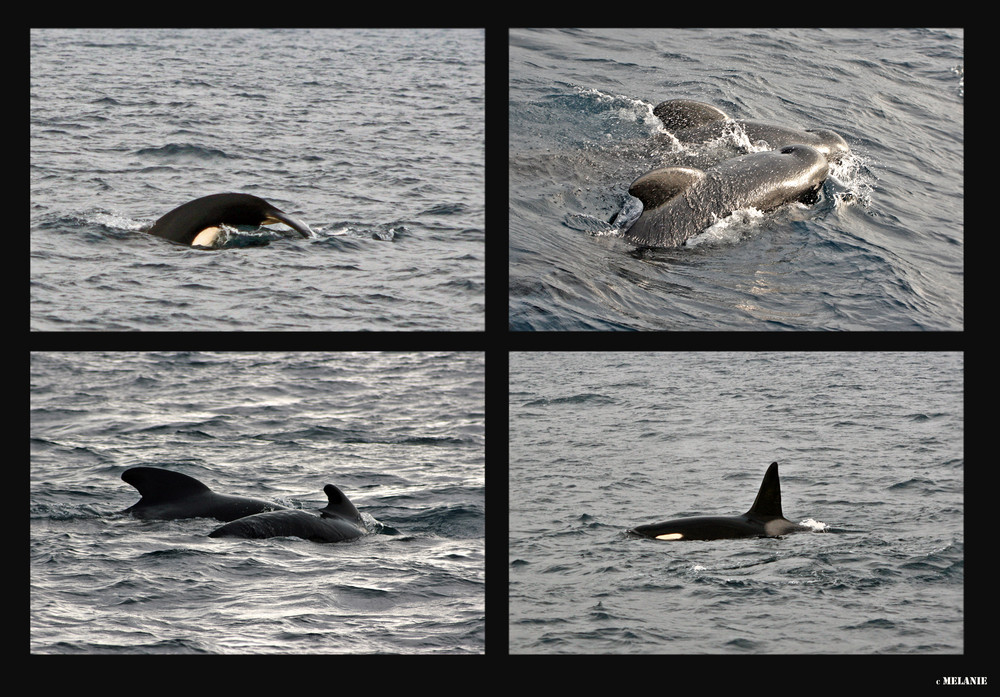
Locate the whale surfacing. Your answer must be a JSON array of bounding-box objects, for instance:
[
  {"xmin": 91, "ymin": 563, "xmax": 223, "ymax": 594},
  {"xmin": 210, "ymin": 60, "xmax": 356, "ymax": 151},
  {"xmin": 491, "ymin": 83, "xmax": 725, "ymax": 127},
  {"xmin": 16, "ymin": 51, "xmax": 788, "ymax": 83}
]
[
  {"xmin": 653, "ymin": 99, "xmax": 850, "ymax": 164},
  {"xmin": 208, "ymin": 484, "xmax": 366, "ymax": 543},
  {"xmin": 146, "ymin": 193, "xmax": 314, "ymax": 247},
  {"xmin": 625, "ymin": 145, "xmax": 828, "ymax": 248},
  {"xmin": 628, "ymin": 462, "xmax": 810, "ymax": 541}
]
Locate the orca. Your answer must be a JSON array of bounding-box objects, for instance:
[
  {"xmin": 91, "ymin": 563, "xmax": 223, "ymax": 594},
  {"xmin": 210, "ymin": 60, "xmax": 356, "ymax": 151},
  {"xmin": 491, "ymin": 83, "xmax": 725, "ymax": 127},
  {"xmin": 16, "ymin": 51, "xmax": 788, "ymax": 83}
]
[
  {"xmin": 208, "ymin": 484, "xmax": 366, "ymax": 543},
  {"xmin": 653, "ymin": 99, "xmax": 850, "ymax": 164},
  {"xmin": 628, "ymin": 462, "xmax": 810, "ymax": 541},
  {"xmin": 625, "ymin": 144, "xmax": 829, "ymax": 248},
  {"xmin": 146, "ymin": 193, "xmax": 314, "ymax": 247},
  {"xmin": 121, "ymin": 467, "xmax": 287, "ymax": 522}
]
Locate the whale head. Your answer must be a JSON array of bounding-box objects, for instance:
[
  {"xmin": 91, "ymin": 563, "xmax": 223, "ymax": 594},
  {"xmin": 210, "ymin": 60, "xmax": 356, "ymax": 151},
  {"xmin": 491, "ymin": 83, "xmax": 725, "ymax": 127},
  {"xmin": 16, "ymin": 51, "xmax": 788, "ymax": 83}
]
[
  {"xmin": 803, "ymin": 128, "xmax": 850, "ymax": 164},
  {"xmin": 767, "ymin": 144, "xmax": 829, "ymax": 204}
]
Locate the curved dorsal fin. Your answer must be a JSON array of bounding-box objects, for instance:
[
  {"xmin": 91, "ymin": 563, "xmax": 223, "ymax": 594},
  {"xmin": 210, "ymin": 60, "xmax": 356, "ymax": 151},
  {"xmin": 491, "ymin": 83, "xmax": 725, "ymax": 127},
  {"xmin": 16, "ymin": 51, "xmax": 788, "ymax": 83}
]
[
  {"xmin": 652, "ymin": 99, "xmax": 730, "ymax": 131},
  {"xmin": 320, "ymin": 484, "xmax": 362, "ymax": 523},
  {"xmin": 628, "ymin": 167, "xmax": 705, "ymax": 209},
  {"xmin": 121, "ymin": 467, "xmax": 211, "ymax": 503}
]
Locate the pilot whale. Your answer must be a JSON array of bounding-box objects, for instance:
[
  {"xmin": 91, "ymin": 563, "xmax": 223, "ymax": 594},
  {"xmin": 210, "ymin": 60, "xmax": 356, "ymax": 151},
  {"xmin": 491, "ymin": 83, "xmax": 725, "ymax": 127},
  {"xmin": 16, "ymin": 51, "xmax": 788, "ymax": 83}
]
[
  {"xmin": 208, "ymin": 484, "xmax": 366, "ymax": 543},
  {"xmin": 653, "ymin": 99, "xmax": 850, "ymax": 164},
  {"xmin": 625, "ymin": 144, "xmax": 829, "ymax": 248},
  {"xmin": 628, "ymin": 462, "xmax": 810, "ymax": 541},
  {"xmin": 121, "ymin": 467, "xmax": 287, "ymax": 521}
]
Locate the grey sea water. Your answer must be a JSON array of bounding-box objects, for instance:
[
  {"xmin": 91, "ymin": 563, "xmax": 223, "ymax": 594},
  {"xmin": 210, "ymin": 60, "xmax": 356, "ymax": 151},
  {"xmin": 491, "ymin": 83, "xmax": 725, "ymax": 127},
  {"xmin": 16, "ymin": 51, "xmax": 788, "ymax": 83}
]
[{"xmin": 509, "ymin": 28, "xmax": 963, "ymax": 330}]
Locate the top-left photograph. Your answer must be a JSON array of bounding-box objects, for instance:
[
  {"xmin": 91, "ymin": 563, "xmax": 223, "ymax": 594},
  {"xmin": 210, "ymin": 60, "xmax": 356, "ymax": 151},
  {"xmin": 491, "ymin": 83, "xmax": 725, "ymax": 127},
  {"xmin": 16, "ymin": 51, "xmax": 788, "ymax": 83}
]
[{"xmin": 30, "ymin": 28, "xmax": 484, "ymax": 331}]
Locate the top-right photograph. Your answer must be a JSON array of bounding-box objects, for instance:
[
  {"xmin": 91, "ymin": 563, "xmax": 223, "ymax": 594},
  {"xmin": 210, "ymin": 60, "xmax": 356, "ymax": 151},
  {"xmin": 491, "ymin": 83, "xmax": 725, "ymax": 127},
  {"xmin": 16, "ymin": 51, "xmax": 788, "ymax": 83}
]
[{"xmin": 509, "ymin": 28, "xmax": 963, "ymax": 331}]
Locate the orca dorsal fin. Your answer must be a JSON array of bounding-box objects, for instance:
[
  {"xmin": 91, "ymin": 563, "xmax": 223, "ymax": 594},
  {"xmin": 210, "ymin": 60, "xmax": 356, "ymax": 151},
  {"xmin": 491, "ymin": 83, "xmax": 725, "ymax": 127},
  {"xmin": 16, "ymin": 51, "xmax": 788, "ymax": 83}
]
[{"xmin": 745, "ymin": 462, "xmax": 784, "ymax": 519}]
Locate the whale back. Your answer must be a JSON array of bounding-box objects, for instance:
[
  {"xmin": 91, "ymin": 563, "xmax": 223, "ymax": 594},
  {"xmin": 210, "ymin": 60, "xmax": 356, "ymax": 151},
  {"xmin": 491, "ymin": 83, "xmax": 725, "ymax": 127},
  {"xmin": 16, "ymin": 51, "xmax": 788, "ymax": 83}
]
[
  {"xmin": 652, "ymin": 100, "xmax": 850, "ymax": 164},
  {"xmin": 627, "ymin": 462, "xmax": 809, "ymax": 541},
  {"xmin": 207, "ymin": 483, "xmax": 366, "ymax": 543},
  {"xmin": 121, "ymin": 466, "xmax": 286, "ymax": 521},
  {"xmin": 208, "ymin": 508, "xmax": 365, "ymax": 543}
]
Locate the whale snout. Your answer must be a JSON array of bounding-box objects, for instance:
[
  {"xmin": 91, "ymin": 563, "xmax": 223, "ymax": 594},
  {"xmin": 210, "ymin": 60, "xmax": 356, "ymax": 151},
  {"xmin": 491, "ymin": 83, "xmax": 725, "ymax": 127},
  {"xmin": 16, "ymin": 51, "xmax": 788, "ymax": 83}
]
[{"xmin": 769, "ymin": 144, "xmax": 829, "ymax": 201}]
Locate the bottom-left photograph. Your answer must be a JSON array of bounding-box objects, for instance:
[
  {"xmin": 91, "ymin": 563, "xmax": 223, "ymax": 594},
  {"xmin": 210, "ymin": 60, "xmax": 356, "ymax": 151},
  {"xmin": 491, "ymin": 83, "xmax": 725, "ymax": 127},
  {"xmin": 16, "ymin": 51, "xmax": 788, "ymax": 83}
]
[{"xmin": 30, "ymin": 351, "xmax": 484, "ymax": 654}]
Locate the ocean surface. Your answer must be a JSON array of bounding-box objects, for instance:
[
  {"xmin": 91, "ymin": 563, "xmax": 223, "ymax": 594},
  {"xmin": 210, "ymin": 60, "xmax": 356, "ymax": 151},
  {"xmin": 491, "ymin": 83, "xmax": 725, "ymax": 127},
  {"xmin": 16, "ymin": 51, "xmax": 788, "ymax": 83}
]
[
  {"xmin": 509, "ymin": 352, "xmax": 963, "ymax": 655},
  {"xmin": 30, "ymin": 352, "xmax": 484, "ymax": 654},
  {"xmin": 30, "ymin": 28, "xmax": 484, "ymax": 331},
  {"xmin": 509, "ymin": 28, "xmax": 963, "ymax": 330}
]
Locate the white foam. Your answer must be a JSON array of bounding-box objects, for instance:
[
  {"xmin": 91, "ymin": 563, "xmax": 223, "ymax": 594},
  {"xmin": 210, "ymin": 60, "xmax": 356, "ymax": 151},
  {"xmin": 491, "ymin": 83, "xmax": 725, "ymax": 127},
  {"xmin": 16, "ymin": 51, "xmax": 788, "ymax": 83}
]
[{"xmin": 799, "ymin": 518, "xmax": 829, "ymax": 532}]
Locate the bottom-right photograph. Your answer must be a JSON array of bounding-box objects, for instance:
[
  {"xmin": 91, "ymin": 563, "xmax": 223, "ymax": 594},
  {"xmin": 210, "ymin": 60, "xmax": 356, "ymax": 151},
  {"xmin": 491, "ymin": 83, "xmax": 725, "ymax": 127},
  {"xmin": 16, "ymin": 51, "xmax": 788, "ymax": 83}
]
[{"xmin": 508, "ymin": 351, "xmax": 963, "ymax": 656}]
